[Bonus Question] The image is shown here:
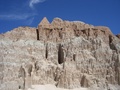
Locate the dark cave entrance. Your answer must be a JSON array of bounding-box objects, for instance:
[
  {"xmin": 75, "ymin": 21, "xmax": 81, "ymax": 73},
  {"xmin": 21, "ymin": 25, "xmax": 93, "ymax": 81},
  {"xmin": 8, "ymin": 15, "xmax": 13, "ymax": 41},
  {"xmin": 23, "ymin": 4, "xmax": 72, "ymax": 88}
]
[
  {"xmin": 19, "ymin": 86, "xmax": 21, "ymax": 89},
  {"xmin": 58, "ymin": 44, "xmax": 64, "ymax": 64}
]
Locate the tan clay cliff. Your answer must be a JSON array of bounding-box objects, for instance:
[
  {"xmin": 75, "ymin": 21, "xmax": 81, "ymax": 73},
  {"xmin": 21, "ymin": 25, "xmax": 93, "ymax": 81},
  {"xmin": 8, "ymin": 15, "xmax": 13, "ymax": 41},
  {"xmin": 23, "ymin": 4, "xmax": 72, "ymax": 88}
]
[{"xmin": 0, "ymin": 17, "xmax": 120, "ymax": 90}]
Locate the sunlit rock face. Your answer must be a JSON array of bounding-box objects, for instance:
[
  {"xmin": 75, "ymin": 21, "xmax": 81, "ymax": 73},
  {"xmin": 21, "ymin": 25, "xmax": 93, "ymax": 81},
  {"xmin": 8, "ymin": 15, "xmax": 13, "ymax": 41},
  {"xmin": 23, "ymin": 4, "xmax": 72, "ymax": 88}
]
[{"xmin": 0, "ymin": 17, "xmax": 120, "ymax": 90}]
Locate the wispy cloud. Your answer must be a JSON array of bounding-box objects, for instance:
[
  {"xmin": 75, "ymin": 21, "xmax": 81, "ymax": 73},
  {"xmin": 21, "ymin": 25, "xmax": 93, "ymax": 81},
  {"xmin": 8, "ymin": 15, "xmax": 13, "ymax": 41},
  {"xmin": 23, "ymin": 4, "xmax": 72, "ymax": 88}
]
[
  {"xmin": 29, "ymin": 0, "xmax": 46, "ymax": 9},
  {"xmin": 0, "ymin": 0, "xmax": 45, "ymax": 20},
  {"xmin": 0, "ymin": 13, "xmax": 36, "ymax": 20},
  {"xmin": 25, "ymin": 17, "xmax": 34, "ymax": 25},
  {"xmin": 0, "ymin": 14, "xmax": 28, "ymax": 20}
]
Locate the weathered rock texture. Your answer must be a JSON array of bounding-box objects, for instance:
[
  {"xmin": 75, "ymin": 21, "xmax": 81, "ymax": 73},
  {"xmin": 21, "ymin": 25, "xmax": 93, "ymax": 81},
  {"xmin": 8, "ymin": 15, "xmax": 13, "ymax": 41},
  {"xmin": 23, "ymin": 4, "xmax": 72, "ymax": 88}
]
[{"xmin": 0, "ymin": 17, "xmax": 120, "ymax": 90}]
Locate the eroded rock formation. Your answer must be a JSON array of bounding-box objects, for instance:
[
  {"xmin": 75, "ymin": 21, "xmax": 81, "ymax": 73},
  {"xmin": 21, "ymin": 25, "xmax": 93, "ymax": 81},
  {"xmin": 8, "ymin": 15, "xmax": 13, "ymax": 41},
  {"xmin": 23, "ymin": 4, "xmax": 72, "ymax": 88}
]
[{"xmin": 0, "ymin": 17, "xmax": 120, "ymax": 90}]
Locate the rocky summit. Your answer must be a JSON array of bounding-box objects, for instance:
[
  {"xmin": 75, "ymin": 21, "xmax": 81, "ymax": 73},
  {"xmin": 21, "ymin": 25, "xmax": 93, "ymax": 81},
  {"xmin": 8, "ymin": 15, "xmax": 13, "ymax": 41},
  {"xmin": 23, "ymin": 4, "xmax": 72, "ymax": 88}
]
[{"xmin": 0, "ymin": 17, "xmax": 120, "ymax": 90}]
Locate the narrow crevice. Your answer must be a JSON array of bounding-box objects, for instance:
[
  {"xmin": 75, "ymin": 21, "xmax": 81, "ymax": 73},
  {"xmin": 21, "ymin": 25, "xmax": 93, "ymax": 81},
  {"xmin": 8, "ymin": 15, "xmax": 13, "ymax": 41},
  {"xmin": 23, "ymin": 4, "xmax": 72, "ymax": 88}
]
[
  {"xmin": 109, "ymin": 35, "xmax": 113, "ymax": 44},
  {"xmin": 58, "ymin": 44, "xmax": 64, "ymax": 64},
  {"xmin": 35, "ymin": 61, "xmax": 39, "ymax": 71},
  {"xmin": 18, "ymin": 66, "xmax": 26, "ymax": 89},
  {"xmin": 81, "ymin": 75, "xmax": 85, "ymax": 87},
  {"xmin": 36, "ymin": 29, "xmax": 39, "ymax": 40},
  {"xmin": 109, "ymin": 35, "xmax": 117, "ymax": 51},
  {"xmin": 45, "ymin": 43, "xmax": 48, "ymax": 59},
  {"xmin": 81, "ymin": 75, "xmax": 88, "ymax": 87},
  {"xmin": 59, "ymin": 32, "xmax": 62, "ymax": 39},
  {"xmin": 73, "ymin": 54, "xmax": 76, "ymax": 61},
  {"xmin": 27, "ymin": 64, "xmax": 33, "ymax": 76}
]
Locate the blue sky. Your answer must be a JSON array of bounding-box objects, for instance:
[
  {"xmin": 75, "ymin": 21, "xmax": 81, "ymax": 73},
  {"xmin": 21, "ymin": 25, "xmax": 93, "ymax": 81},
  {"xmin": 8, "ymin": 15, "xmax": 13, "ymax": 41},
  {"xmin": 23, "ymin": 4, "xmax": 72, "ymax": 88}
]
[{"xmin": 0, "ymin": 0, "xmax": 120, "ymax": 34}]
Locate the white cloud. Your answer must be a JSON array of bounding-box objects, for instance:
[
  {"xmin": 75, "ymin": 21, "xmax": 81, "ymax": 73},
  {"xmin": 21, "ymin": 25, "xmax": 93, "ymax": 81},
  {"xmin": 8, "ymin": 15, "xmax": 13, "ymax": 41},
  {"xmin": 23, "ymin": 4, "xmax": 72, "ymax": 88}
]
[
  {"xmin": 0, "ymin": 13, "xmax": 36, "ymax": 20},
  {"xmin": 29, "ymin": 0, "xmax": 46, "ymax": 9}
]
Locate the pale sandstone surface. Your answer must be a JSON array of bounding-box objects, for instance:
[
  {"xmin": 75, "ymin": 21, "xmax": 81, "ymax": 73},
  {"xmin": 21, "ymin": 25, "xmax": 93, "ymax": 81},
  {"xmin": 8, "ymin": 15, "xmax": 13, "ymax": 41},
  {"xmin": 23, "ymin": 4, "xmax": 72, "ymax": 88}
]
[
  {"xmin": 0, "ymin": 17, "xmax": 120, "ymax": 90},
  {"xmin": 27, "ymin": 84, "xmax": 87, "ymax": 90}
]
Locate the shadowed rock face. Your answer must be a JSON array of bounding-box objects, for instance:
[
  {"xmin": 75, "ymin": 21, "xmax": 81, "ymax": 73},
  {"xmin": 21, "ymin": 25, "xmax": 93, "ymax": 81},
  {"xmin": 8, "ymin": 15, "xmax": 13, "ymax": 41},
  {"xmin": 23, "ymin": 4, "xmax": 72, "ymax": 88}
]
[
  {"xmin": 116, "ymin": 34, "xmax": 120, "ymax": 39},
  {"xmin": 0, "ymin": 17, "xmax": 120, "ymax": 90}
]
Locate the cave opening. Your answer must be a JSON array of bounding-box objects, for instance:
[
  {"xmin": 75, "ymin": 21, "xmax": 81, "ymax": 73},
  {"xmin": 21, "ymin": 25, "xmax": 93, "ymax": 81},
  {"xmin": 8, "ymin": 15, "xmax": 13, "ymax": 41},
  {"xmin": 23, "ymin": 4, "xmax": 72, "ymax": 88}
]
[
  {"xmin": 58, "ymin": 44, "xmax": 64, "ymax": 64},
  {"xmin": 81, "ymin": 30, "xmax": 86, "ymax": 35},
  {"xmin": 19, "ymin": 86, "xmax": 21, "ymax": 89},
  {"xmin": 36, "ymin": 29, "xmax": 39, "ymax": 40}
]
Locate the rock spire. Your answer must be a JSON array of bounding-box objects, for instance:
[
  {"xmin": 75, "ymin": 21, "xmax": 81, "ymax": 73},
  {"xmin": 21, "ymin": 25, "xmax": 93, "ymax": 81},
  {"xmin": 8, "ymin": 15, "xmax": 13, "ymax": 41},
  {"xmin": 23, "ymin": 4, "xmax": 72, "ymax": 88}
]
[{"xmin": 39, "ymin": 17, "xmax": 50, "ymax": 26}]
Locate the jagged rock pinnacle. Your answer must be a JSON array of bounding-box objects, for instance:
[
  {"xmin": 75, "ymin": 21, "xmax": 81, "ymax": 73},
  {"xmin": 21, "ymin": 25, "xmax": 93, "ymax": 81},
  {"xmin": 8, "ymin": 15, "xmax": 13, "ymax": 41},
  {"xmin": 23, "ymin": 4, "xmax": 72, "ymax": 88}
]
[{"xmin": 39, "ymin": 17, "xmax": 50, "ymax": 26}]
